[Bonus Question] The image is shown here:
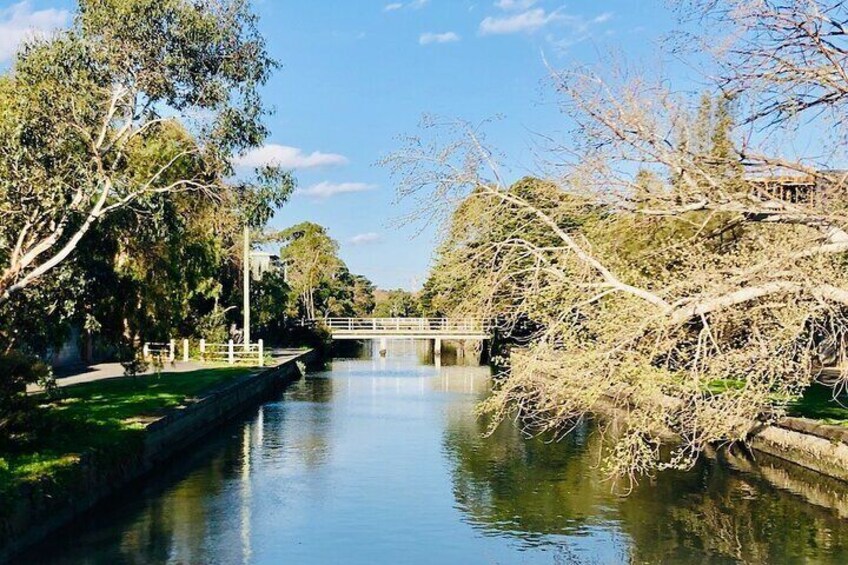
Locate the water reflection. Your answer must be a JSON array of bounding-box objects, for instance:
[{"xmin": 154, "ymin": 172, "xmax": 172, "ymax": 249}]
[
  {"xmin": 442, "ymin": 400, "xmax": 848, "ymax": 563},
  {"xmin": 23, "ymin": 340, "xmax": 848, "ymax": 564}
]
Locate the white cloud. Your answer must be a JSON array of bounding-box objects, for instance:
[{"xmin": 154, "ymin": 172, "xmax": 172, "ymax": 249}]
[
  {"xmin": 349, "ymin": 232, "xmax": 381, "ymax": 246},
  {"xmin": 234, "ymin": 144, "xmax": 349, "ymax": 170},
  {"xmin": 0, "ymin": 1, "xmax": 70, "ymax": 63},
  {"xmin": 419, "ymin": 32, "xmax": 461, "ymax": 45},
  {"xmin": 547, "ymin": 12, "xmax": 615, "ymax": 51},
  {"xmin": 384, "ymin": 0, "xmax": 429, "ymax": 11},
  {"xmin": 494, "ymin": 0, "xmax": 537, "ymax": 11},
  {"xmin": 297, "ymin": 182, "xmax": 377, "ymax": 199},
  {"xmin": 479, "ymin": 8, "xmax": 559, "ymax": 35},
  {"xmin": 480, "ymin": 7, "xmax": 614, "ymax": 44}
]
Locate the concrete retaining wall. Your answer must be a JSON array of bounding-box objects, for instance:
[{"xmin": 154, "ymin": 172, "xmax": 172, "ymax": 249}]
[
  {"xmin": 0, "ymin": 349, "xmax": 317, "ymax": 561},
  {"xmin": 751, "ymin": 417, "xmax": 848, "ymax": 483},
  {"xmin": 591, "ymin": 388, "xmax": 848, "ymax": 484}
]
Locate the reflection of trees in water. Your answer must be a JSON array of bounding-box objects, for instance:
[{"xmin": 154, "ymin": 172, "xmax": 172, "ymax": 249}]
[
  {"xmin": 285, "ymin": 376, "xmax": 334, "ymax": 404},
  {"xmin": 276, "ymin": 377, "xmax": 334, "ymax": 470},
  {"xmin": 331, "ymin": 340, "xmax": 370, "ymax": 359},
  {"xmin": 443, "ymin": 409, "xmax": 609, "ymax": 541},
  {"xmin": 117, "ymin": 497, "xmax": 174, "ymax": 563},
  {"xmin": 730, "ymin": 449, "xmax": 848, "ymax": 520},
  {"xmin": 430, "ymin": 368, "xmax": 491, "ymax": 395},
  {"xmin": 91, "ymin": 383, "xmax": 340, "ymax": 562},
  {"xmin": 104, "ymin": 436, "xmax": 248, "ymax": 562},
  {"xmin": 444, "ymin": 409, "xmax": 848, "ymax": 562},
  {"xmin": 618, "ymin": 453, "xmax": 848, "ymax": 563}
]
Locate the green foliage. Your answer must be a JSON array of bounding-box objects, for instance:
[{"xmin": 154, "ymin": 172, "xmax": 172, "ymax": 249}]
[
  {"xmin": 0, "ymin": 0, "xmax": 293, "ymax": 520},
  {"xmin": 672, "ymin": 93, "xmax": 744, "ymax": 194},
  {"xmin": 422, "ymin": 176, "xmax": 601, "ymax": 322},
  {"xmin": 0, "ymin": 0, "xmax": 296, "ymax": 359},
  {"xmin": 278, "ymin": 222, "xmax": 341, "ymax": 319},
  {"xmin": 194, "ymin": 306, "xmax": 232, "ymax": 345},
  {"xmin": 119, "ymin": 340, "xmax": 149, "ymax": 379},
  {"xmin": 318, "ymin": 268, "xmax": 376, "ymax": 318},
  {"xmin": 350, "ymin": 274, "xmax": 377, "ymax": 316},
  {"xmin": 239, "ymin": 166, "xmax": 297, "ymax": 228},
  {"xmin": 374, "ymin": 289, "xmax": 422, "ymax": 318},
  {"xmin": 277, "ymin": 222, "xmax": 375, "ymax": 320},
  {"xmin": 0, "ymin": 353, "xmax": 52, "ymax": 450},
  {"xmin": 75, "ymin": 0, "xmax": 277, "ymax": 152},
  {"xmin": 788, "ymin": 384, "xmax": 848, "ymax": 426},
  {"xmin": 251, "ymin": 269, "xmax": 290, "ymax": 337},
  {"xmin": 0, "ymin": 265, "xmax": 81, "ymax": 354}
]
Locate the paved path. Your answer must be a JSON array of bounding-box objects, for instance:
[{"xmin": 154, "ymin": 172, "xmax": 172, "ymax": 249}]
[{"xmin": 28, "ymin": 348, "xmax": 309, "ymax": 393}]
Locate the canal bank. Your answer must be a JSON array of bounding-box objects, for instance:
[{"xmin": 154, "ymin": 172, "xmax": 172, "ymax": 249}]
[
  {"xmin": 19, "ymin": 344, "xmax": 848, "ymax": 564},
  {"xmin": 750, "ymin": 416, "xmax": 848, "ymax": 483},
  {"xmin": 587, "ymin": 379, "xmax": 848, "ymax": 485},
  {"xmin": 0, "ymin": 349, "xmax": 318, "ymax": 561}
]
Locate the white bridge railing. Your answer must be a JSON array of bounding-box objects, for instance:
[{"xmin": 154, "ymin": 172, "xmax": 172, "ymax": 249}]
[{"xmin": 324, "ymin": 318, "xmax": 489, "ymax": 335}]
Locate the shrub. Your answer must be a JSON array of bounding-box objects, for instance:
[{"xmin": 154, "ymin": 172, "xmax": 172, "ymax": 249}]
[
  {"xmin": 0, "ymin": 352, "xmax": 52, "ymax": 449},
  {"xmin": 117, "ymin": 340, "xmax": 149, "ymax": 379}
]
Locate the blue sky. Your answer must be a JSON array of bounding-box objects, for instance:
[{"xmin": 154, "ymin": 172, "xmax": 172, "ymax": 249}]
[{"xmin": 1, "ymin": 0, "xmax": 681, "ymax": 289}]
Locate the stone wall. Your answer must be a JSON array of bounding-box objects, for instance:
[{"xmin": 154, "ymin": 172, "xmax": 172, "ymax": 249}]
[
  {"xmin": 591, "ymin": 388, "xmax": 848, "ymax": 485},
  {"xmin": 751, "ymin": 417, "xmax": 848, "ymax": 483}
]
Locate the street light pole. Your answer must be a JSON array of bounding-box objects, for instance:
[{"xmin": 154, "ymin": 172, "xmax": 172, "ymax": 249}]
[{"xmin": 243, "ymin": 225, "xmax": 251, "ymax": 346}]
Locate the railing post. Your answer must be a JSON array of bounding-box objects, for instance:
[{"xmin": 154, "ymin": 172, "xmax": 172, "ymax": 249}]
[
  {"xmin": 183, "ymin": 339, "xmax": 189, "ymax": 362},
  {"xmin": 200, "ymin": 339, "xmax": 206, "ymax": 362},
  {"xmin": 228, "ymin": 340, "xmax": 234, "ymax": 365},
  {"xmin": 258, "ymin": 339, "xmax": 264, "ymax": 367},
  {"xmin": 169, "ymin": 339, "xmax": 176, "ymax": 362},
  {"xmin": 142, "ymin": 343, "xmax": 149, "ymax": 360}
]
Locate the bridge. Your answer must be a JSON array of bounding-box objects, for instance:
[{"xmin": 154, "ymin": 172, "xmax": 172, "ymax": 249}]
[
  {"xmin": 322, "ymin": 318, "xmax": 491, "ymax": 358},
  {"xmin": 324, "ymin": 318, "xmax": 489, "ymax": 340}
]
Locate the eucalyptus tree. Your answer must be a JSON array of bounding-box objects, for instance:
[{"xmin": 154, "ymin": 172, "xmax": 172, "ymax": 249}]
[
  {"xmin": 318, "ymin": 269, "xmax": 376, "ymax": 318},
  {"xmin": 0, "ymin": 0, "xmax": 287, "ymax": 309},
  {"xmin": 350, "ymin": 274, "xmax": 377, "ymax": 317},
  {"xmin": 373, "ymin": 289, "xmax": 422, "ymax": 318},
  {"xmin": 278, "ymin": 222, "xmax": 344, "ymax": 321}
]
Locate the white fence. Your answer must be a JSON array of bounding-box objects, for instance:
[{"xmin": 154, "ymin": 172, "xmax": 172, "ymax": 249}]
[
  {"xmin": 142, "ymin": 341, "xmax": 175, "ymax": 362},
  {"xmin": 142, "ymin": 338, "xmax": 265, "ymax": 367}
]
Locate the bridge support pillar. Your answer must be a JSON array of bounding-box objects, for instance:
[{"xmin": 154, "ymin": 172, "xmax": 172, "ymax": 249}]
[
  {"xmin": 379, "ymin": 337, "xmax": 388, "ymax": 358},
  {"xmin": 434, "ymin": 338, "xmax": 442, "ymax": 360}
]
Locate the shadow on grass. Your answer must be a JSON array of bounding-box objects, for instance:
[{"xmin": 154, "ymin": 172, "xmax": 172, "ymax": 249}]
[
  {"xmin": 0, "ymin": 367, "xmax": 252, "ymax": 501},
  {"xmin": 788, "ymin": 383, "xmax": 848, "ymax": 426}
]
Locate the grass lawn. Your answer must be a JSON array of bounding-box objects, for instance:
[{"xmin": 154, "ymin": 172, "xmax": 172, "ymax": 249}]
[
  {"xmin": 788, "ymin": 383, "xmax": 848, "ymax": 426},
  {"xmin": 704, "ymin": 378, "xmax": 848, "ymax": 426},
  {"xmin": 0, "ymin": 367, "xmax": 253, "ymax": 501}
]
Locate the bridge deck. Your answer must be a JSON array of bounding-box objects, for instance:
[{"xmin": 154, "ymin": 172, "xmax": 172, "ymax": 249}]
[{"xmin": 324, "ymin": 318, "xmax": 489, "ymax": 340}]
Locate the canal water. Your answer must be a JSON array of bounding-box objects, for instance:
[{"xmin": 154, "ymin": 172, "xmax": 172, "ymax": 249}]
[{"xmin": 27, "ymin": 342, "xmax": 848, "ymax": 564}]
